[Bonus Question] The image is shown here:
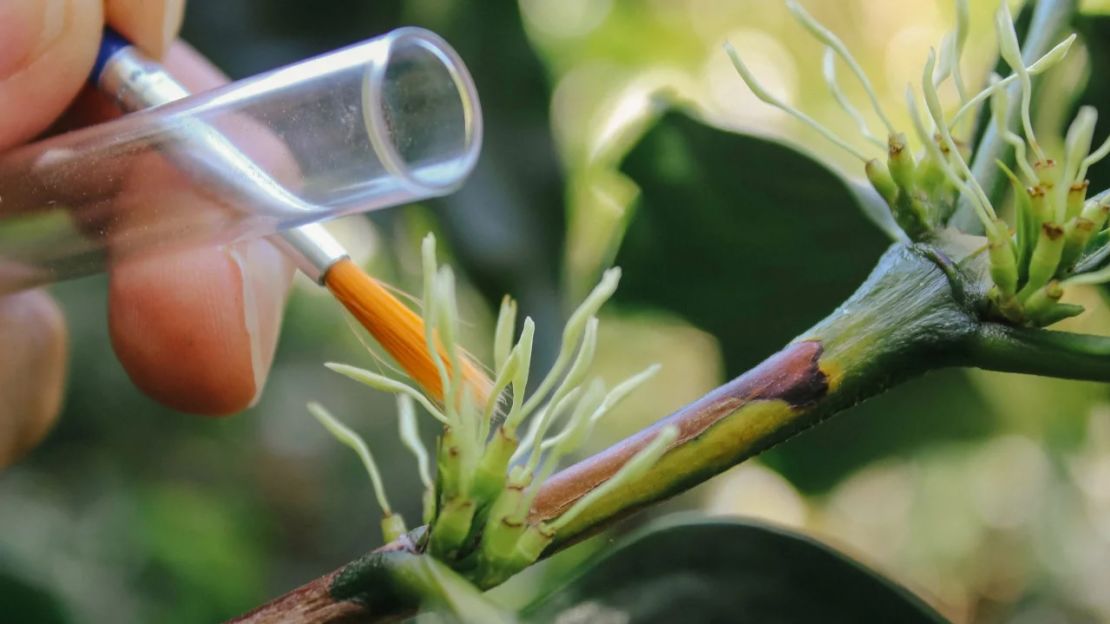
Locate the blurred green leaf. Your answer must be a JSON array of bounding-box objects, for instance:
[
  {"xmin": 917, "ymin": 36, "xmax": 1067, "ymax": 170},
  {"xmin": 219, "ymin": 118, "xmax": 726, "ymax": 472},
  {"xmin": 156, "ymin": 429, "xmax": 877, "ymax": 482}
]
[
  {"xmin": 1081, "ymin": 0, "xmax": 1110, "ymax": 15},
  {"xmin": 522, "ymin": 516, "xmax": 947, "ymax": 624},
  {"xmin": 136, "ymin": 485, "xmax": 267, "ymax": 623},
  {"xmin": 614, "ymin": 110, "xmax": 888, "ymax": 375},
  {"xmin": 0, "ymin": 567, "xmax": 70, "ymax": 624}
]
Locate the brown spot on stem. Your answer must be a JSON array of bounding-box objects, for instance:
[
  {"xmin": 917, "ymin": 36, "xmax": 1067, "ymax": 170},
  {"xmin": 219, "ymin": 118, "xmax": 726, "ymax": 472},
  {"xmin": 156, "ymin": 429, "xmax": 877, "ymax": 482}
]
[
  {"xmin": 530, "ymin": 341, "xmax": 827, "ymax": 523},
  {"xmin": 1043, "ymin": 222, "xmax": 1064, "ymax": 240}
]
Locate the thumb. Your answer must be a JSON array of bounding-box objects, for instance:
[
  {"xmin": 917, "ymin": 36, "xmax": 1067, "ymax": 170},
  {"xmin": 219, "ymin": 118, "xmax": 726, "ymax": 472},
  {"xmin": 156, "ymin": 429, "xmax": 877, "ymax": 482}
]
[
  {"xmin": 0, "ymin": 290, "xmax": 67, "ymax": 468},
  {"xmin": 0, "ymin": 0, "xmax": 103, "ymax": 148}
]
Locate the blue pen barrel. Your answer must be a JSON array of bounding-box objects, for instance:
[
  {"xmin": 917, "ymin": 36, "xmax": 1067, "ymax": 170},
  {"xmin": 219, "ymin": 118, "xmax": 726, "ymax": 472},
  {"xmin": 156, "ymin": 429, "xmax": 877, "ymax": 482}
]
[{"xmin": 0, "ymin": 27, "xmax": 481, "ymax": 293}]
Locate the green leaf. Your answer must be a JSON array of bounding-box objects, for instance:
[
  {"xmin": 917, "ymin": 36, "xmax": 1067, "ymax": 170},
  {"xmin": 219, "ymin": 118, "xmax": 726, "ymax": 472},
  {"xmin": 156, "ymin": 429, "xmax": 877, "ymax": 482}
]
[
  {"xmin": 613, "ymin": 110, "xmax": 890, "ymax": 376},
  {"xmin": 1073, "ymin": 14, "xmax": 1110, "ymax": 303},
  {"xmin": 0, "ymin": 566, "xmax": 70, "ymax": 624},
  {"xmin": 522, "ymin": 516, "xmax": 947, "ymax": 624},
  {"xmin": 1075, "ymin": 15, "xmax": 1110, "ymax": 193}
]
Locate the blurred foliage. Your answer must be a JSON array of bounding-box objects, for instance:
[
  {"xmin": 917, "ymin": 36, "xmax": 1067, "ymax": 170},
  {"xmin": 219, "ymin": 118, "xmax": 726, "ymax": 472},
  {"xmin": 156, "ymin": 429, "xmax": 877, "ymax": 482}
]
[
  {"xmin": 2, "ymin": 1, "xmax": 1110, "ymax": 623},
  {"xmin": 0, "ymin": 566, "xmax": 69, "ymax": 624}
]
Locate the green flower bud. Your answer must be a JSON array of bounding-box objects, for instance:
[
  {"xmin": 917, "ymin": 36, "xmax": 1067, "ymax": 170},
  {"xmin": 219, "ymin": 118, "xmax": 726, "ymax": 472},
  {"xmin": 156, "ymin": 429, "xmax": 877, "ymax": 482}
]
[
  {"xmin": 915, "ymin": 151, "xmax": 951, "ymax": 207},
  {"xmin": 475, "ymin": 478, "xmax": 529, "ymax": 585},
  {"xmin": 1029, "ymin": 185, "xmax": 1049, "ymax": 224},
  {"xmin": 1060, "ymin": 217, "xmax": 1096, "ymax": 270},
  {"xmin": 1020, "ymin": 222, "xmax": 1066, "ymax": 300},
  {"xmin": 381, "ymin": 513, "xmax": 408, "ymax": 543},
  {"xmin": 508, "ymin": 524, "xmax": 555, "ymax": 573},
  {"xmin": 1022, "ymin": 281, "xmax": 1083, "ymax": 327},
  {"xmin": 887, "ymin": 133, "xmax": 916, "ymax": 191},
  {"xmin": 429, "ymin": 496, "xmax": 476, "ymax": 560},
  {"xmin": 470, "ymin": 427, "xmax": 518, "ymax": 506},
  {"xmin": 1067, "ymin": 181, "xmax": 1089, "ymax": 221},
  {"xmin": 1030, "ymin": 302, "xmax": 1085, "ymax": 326},
  {"xmin": 885, "ymin": 135, "xmax": 930, "ymax": 238},
  {"xmin": 1080, "ymin": 197, "xmax": 1110, "ymax": 233},
  {"xmin": 1023, "ymin": 280, "xmax": 1063, "ymax": 317},
  {"xmin": 1034, "ymin": 159, "xmax": 1057, "ymax": 190},
  {"xmin": 436, "ymin": 427, "xmax": 462, "ymax": 500},
  {"xmin": 987, "ymin": 220, "xmax": 1018, "ymax": 296},
  {"xmin": 865, "ymin": 159, "xmax": 898, "ymax": 207}
]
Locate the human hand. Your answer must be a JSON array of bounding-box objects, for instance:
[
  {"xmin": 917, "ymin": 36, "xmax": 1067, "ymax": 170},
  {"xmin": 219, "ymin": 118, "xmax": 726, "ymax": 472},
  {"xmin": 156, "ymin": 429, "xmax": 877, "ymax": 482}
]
[{"xmin": 0, "ymin": 0, "xmax": 294, "ymax": 467}]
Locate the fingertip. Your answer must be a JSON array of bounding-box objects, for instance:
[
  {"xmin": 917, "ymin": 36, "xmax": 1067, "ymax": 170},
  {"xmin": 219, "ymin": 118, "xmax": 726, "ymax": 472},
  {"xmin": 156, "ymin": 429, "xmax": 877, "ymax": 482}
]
[
  {"xmin": 105, "ymin": 0, "xmax": 186, "ymax": 58},
  {"xmin": 109, "ymin": 245, "xmax": 259, "ymax": 416},
  {"xmin": 0, "ymin": 290, "xmax": 68, "ymax": 468},
  {"xmin": 0, "ymin": 0, "xmax": 103, "ymax": 148},
  {"xmin": 228, "ymin": 239, "xmax": 296, "ymax": 407}
]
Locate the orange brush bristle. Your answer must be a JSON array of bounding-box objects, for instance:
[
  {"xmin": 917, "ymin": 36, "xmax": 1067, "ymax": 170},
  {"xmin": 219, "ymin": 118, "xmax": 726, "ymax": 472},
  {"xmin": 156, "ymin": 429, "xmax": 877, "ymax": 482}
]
[{"xmin": 323, "ymin": 258, "xmax": 492, "ymax": 405}]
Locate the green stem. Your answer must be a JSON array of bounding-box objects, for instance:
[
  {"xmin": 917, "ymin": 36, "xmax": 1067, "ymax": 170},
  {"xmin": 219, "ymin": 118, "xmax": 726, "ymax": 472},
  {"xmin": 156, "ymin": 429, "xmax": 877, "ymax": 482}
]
[
  {"xmin": 966, "ymin": 324, "xmax": 1110, "ymax": 380},
  {"xmin": 530, "ymin": 244, "xmax": 979, "ymax": 547},
  {"xmin": 952, "ymin": 0, "xmax": 1078, "ymax": 232}
]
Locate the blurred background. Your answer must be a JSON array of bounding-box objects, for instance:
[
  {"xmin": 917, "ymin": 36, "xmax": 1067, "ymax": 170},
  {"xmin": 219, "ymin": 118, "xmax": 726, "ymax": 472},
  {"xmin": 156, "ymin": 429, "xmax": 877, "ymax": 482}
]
[{"xmin": 3, "ymin": 0, "xmax": 1110, "ymax": 622}]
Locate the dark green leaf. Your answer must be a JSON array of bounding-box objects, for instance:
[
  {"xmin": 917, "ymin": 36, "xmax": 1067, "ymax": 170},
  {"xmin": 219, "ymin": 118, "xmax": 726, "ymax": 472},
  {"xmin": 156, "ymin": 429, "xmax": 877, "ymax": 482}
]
[
  {"xmin": 614, "ymin": 110, "xmax": 889, "ymax": 376},
  {"xmin": 0, "ymin": 566, "xmax": 70, "ymax": 624},
  {"xmin": 1075, "ymin": 15, "xmax": 1110, "ymax": 194},
  {"xmin": 523, "ymin": 516, "xmax": 948, "ymax": 624},
  {"xmin": 1072, "ymin": 14, "xmax": 1110, "ymax": 309}
]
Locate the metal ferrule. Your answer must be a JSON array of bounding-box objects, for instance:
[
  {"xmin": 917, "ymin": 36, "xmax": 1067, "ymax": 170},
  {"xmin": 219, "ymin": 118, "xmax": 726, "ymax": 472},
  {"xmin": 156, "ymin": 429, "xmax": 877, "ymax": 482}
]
[
  {"xmin": 98, "ymin": 47, "xmax": 190, "ymax": 109},
  {"xmin": 97, "ymin": 44, "xmax": 349, "ymax": 282},
  {"xmin": 273, "ymin": 224, "xmax": 349, "ymax": 283}
]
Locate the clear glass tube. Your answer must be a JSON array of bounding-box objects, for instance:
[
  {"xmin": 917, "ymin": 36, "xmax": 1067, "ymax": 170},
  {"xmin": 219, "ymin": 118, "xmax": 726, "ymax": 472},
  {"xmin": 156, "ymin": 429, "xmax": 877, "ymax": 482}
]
[{"xmin": 0, "ymin": 27, "xmax": 482, "ymax": 292}]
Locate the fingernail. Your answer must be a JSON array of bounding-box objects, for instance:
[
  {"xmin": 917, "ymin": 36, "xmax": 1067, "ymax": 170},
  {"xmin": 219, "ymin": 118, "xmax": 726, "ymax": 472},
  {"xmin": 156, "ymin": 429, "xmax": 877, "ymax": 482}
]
[
  {"xmin": 0, "ymin": 0, "xmax": 66, "ymax": 80},
  {"xmin": 228, "ymin": 240, "xmax": 292, "ymax": 407},
  {"xmin": 0, "ymin": 291, "xmax": 67, "ymax": 468}
]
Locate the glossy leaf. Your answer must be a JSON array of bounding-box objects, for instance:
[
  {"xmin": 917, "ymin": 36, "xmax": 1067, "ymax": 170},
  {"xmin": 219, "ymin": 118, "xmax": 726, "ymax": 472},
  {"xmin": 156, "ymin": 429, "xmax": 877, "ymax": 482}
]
[
  {"xmin": 1073, "ymin": 15, "xmax": 1110, "ymax": 304},
  {"xmin": 613, "ymin": 111, "xmax": 889, "ymax": 376},
  {"xmin": 523, "ymin": 516, "xmax": 947, "ymax": 624},
  {"xmin": 0, "ymin": 567, "xmax": 70, "ymax": 624}
]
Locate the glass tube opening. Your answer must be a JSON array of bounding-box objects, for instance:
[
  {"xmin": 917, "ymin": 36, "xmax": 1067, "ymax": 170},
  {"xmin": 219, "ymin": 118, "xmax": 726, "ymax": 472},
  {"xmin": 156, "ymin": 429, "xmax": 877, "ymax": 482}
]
[{"xmin": 365, "ymin": 27, "xmax": 483, "ymax": 195}]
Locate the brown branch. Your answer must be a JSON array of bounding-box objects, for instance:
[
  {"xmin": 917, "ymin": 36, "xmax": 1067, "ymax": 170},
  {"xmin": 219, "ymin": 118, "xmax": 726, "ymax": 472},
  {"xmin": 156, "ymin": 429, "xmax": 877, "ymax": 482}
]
[
  {"xmin": 229, "ymin": 244, "xmax": 975, "ymax": 623},
  {"xmin": 229, "ymin": 534, "xmax": 423, "ymax": 624},
  {"xmin": 229, "ymin": 568, "xmax": 360, "ymax": 624},
  {"xmin": 229, "ymin": 342, "xmax": 829, "ymax": 623},
  {"xmin": 528, "ymin": 340, "xmax": 827, "ymax": 544}
]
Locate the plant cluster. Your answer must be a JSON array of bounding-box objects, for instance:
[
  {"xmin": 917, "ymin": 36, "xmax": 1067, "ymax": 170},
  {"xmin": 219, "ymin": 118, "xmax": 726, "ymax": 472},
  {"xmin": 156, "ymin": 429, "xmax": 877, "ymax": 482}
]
[
  {"xmin": 727, "ymin": 0, "xmax": 1110, "ymax": 328},
  {"xmin": 309, "ymin": 235, "xmax": 674, "ymax": 587}
]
